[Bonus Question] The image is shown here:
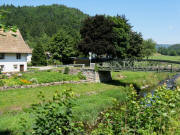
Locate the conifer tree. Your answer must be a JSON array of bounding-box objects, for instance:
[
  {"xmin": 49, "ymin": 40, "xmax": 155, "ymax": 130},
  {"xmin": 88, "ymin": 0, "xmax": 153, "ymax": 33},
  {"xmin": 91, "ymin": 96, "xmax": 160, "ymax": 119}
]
[{"xmin": 32, "ymin": 42, "xmax": 47, "ymax": 66}]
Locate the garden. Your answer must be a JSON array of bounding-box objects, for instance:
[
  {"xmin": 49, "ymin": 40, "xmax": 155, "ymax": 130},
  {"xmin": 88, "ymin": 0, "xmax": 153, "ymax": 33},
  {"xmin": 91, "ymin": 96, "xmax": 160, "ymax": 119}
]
[
  {"xmin": 0, "ymin": 71, "xmax": 174, "ymax": 134},
  {"xmin": 0, "ymin": 68, "xmax": 85, "ymax": 87}
]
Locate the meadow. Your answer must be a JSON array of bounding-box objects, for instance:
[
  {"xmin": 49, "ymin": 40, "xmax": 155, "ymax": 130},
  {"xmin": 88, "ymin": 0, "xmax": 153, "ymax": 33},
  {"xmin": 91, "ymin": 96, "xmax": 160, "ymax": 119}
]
[
  {"xmin": 0, "ymin": 71, "xmax": 173, "ymax": 134},
  {"xmin": 149, "ymin": 53, "xmax": 180, "ymax": 61}
]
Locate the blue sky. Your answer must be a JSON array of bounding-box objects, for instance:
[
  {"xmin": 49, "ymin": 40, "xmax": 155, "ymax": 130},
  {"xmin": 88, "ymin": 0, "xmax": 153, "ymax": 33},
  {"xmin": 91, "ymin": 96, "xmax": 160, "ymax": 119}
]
[{"xmin": 0, "ymin": 0, "xmax": 180, "ymax": 44}]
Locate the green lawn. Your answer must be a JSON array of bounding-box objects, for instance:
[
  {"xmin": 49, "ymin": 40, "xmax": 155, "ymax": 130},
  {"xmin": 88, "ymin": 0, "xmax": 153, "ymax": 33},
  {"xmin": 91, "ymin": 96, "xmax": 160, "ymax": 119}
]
[
  {"xmin": 149, "ymin": 54, "xmax": 180, "ymax": 61},
  {"xmin": 0, "ymin": 71, "xmax": 174, "ymax": 134}
]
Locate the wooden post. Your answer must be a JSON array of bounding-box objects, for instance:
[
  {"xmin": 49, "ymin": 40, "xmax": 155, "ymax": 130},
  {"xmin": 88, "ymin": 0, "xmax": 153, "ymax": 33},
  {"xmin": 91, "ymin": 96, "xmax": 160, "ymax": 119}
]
[
  {"xmin": 157, "ymin": 65, "xmax": 160, "ymax": 73},
  {"xmin": 123, "ymin": 61, "xmax": 125, "ymax": 69},
  {"xmin": 171, "ymin": 64, "xmax": 173, "ymax": 72}
]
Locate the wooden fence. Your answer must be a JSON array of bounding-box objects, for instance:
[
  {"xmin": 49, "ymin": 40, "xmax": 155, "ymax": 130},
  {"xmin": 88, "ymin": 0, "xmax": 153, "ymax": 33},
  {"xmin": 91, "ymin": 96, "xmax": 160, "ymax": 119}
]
[{"xmin": 97, "ymin": 59, "xmax": 180, "ymax": 72}]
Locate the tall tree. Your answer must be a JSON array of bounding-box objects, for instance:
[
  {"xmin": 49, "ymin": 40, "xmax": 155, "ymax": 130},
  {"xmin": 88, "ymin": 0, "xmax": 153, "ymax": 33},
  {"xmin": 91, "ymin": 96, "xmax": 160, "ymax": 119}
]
[
  {"xmin": 78, "ymin": 15, "xmax": 116, "ymax": 56},
  {"xmin": 110, "ymin": 15, "xmax": 131, "ymax": 59},
  {"xmin": 127, "ymin": 31, "xmax": 144, "ymax": 60},
  {"xmin": 49, "ymin": 30, "xmax": 76, "ymax": 62},
  {"xmin": 0, "ymin": 9, "xmax": 16, "ymax": 31},
  {"xmin": 143, "ymin": 39, "xmax": 156, "ymax": 59},
  {"xmin": 32, "ymin": 42, "xmax": 47, "ymax": 66},
  {"xmin": 78, "ymin": 15, "xmax": 144, "ymax": 60}
]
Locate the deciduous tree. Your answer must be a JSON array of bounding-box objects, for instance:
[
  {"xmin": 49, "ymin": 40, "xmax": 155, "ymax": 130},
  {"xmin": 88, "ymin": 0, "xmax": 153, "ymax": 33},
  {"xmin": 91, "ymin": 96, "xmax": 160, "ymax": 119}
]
[
  {"xmin": 78, "ymin": 15, "xmax": 116, "ymax": 57},
  {"xmin": 143, "ymin": 39, "xmax": 156, "ymax": 59},
  {"xmin": 49, "ymin": 30, "xmax": 76, "ymax": 62}
]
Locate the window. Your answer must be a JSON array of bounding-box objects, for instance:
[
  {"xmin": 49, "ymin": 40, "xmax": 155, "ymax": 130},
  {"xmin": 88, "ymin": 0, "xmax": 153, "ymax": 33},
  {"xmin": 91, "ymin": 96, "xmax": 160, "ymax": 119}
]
[
  {"xmin": 14, "ymin": 65, "xmax": 18, "ymax": 69},
  {"xmin": 0, "ymin": 65, "xmax": 4, "ymax": 71},
  {"xmin": 0, "ymin": 54, "xmax": 5, "ymax": 59},
  {"xmin": 16, "ymin": 53, "xmax": 21, "ymax": 59}
]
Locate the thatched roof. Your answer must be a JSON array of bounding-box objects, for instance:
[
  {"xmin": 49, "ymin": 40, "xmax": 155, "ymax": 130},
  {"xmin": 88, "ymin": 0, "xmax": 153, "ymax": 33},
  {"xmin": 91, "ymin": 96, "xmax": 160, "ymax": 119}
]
[{"xmin": 0, "ymin": 29, "xmax": 32, "ymax": 53}]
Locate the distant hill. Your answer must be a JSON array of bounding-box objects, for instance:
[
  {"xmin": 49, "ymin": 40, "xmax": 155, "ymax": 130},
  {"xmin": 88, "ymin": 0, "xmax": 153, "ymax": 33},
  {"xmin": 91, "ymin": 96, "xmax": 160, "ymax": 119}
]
[
  {"xmin": 168, "ymin": 44, "xmax": 180, "ymax": 50},
  {"xmin": 0, "ymin": 4, "xmax": 88, "ymax": 48},
  {"xmin": 156, "ymin": 44, "xmax": 172, "ymax": 48}
]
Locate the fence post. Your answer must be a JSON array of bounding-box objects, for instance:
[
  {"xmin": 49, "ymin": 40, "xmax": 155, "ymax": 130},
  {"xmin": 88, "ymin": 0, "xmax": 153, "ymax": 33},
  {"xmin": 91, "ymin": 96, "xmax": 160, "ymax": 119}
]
[{"xmin": 123, "ymin": 61, "xmax": 125, "ymax": 69}]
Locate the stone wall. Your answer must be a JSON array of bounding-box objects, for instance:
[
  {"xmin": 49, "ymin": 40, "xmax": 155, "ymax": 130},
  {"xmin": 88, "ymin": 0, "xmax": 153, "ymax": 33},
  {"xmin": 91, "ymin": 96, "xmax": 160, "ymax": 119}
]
[
  {"xmin": 97, "ymin": 71, "xmax": 112, "ymax": 82},
  {"xmin": 0, "ymin": 80, "xmax": 94, "ymax": 91},
  {"xmin": 81, "ymin": 69, "xmax": 112, "ymax": 83}
]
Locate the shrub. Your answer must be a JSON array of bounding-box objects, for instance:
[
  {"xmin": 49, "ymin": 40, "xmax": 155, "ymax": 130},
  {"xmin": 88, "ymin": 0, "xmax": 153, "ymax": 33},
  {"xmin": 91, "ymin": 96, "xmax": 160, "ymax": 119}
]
[
  {"xmin": 20, "ymin": 79, "xmax": 32, "ymax": 85},
  {"xmin": 32, "ymin": 89, "xmax": 84, "ymax": 135},
  {"xmin": 58, "ymin": 69, "xmax": 62, "ymax": 73},
  {"xmin": 46, "ymin": 69, "xmax": 51, "ymax": 72},
  {"xmin": 92, "ymin": 85, "xmax": 180, "ymax": 134},
  {"xmin": 0, "ymin": 74, "xmax": 7, "ymax": 79},
  {"xmin": 30, "ymin": 78, "xmax": 38, "ymax": 84},
  {"xmin": 77, "ymin": 72, "xmax": 86, "ymax": 80},
  {"xmin": 0, "ymin": 80, "xmax": 4, "ymax": 86},
  {"xmin": 64, "ymin": 67, "xmax": 70, "ymax": 74},
  {"xmin": 27, "ymin": 62, "xmax": 32, "ymax": 66}
]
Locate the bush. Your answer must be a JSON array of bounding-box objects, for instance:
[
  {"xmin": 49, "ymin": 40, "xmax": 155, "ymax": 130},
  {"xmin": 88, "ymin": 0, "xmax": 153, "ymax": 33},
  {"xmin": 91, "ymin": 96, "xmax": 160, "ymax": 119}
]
[
  {"xmin": 32, "ymin": 90, "xmax": 84, "ymax": 135},
  {"xmin": 46, "ymin": 69, "xmax": 51, "ymax": 72},
  {"xmin": 92, "ymin": 85, "xmax": 180, "ymax": 134},
  {"xmin": 64, "ymin": 67, "xmax": 70, "ymax": 74},
  {"xmin": 30, "ymin": 78, "xmax": 38, "ymax": 84},
  {"xmin": 58, "ymin": 69, "xmax": 62, "ymax": 73},
  {"xmin": 77, "ymin": 72, "xmax": 86, "ymax": 80},
  {"xmin": 27, "ymin": 62, "xmax": 32, "ymax": 66},
  {"xmin": 0, "ymin": 74, "xmax": 7, "ymax": 79},
  {"xmin": 0, "ymin": 79, "xmax": 4, "ymax": 86}
]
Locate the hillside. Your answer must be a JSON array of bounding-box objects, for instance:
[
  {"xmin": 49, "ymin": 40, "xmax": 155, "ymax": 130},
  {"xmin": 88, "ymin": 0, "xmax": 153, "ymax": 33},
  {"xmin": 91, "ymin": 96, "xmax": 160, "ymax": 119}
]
[
  {"xmin": 156, "ymin": 44, "xmax": 171, "ymax": 48},
  {"xmin": 168, "ymin": 44, "xmax": 180, "ymax": 50},
  {"xmin": 0, "ymin": 4, "xmax": 88, "ymax": 48}
]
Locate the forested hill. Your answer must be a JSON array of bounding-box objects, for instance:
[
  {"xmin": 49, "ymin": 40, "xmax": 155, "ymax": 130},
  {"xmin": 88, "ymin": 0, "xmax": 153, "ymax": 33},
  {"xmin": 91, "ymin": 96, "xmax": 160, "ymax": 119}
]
[
  {"xmin": 168, "ymin": 44, "xmax": 180, "ymax": 50},
  {"xmin": 0, "ymin": 4, "xmax": 88, "ymax": 48}
]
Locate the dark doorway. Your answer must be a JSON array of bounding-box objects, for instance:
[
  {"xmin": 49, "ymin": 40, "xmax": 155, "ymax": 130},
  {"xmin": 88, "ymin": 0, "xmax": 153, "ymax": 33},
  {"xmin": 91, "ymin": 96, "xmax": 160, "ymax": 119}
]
[{"xmin": 20, "ymin": 65, "xmax": 24, "ymax": 72}]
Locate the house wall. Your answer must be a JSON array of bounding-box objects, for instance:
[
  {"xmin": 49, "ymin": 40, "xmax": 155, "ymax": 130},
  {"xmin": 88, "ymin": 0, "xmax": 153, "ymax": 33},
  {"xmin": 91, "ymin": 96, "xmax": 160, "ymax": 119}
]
[
  {"xmin": 27, "ymin": 53, "xmax": 32, "ymax": 63},
  {"xmin": 0, "ymin": 53, "xmax": 28, "ymax": 72}
]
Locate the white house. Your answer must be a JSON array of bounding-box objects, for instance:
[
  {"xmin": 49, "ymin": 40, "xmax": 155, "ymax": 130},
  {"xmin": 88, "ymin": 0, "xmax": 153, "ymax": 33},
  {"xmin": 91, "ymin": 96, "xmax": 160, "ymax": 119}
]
[{"xmin": 0, "ymin": 29, "xmax": 32, "ymax": 72}]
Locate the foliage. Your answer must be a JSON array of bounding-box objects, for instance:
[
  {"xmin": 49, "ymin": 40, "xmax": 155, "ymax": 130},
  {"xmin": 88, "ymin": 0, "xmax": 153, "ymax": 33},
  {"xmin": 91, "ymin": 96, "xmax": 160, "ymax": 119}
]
[
  {"xmin": 127, "ymin": 31, "xmax": 144, "ymax": 60},
  {"xmin": 20, "ymin": 79, "xmax": 32, "ymax": 85},
  {"xmin": 77, "ymin": 72, "xmax": 86, "ymax": 80},
  {"xmin": 0, "ymin": 4, "xmax": 87, "ymax": 49},
  {"xmin": 78, "ymin": 15, "xmax": 115, "ymax": 56},
  {"xmin": 0, "ymin": 72, "xmax": 173, "ymax": 133},
  {"xmin": 32, "ymin": 89, "xmax": 84, "ymax": 135},
  {"xmin": 143, "ymin": 39, "xmax": 156, "ymax": 59},
  {"xmin": 92, "ymin": 85, "xmax": 180, "ymax": 134},
  {"xmin": 0, "ymin": 9, "xmax": 17, "ymax": 32},
  {"xmin": 157, "ymin": 44, "xmax": 180, "ymax": 56},
  {"xmin": 0, "ymin": 70, "xmax": 81, "ymax": 87},
  {"xmin": 110, "ymin": 15, "xmax": 131, "ymax": 59},
  {"xmin": 64, "ymin": 67, "xmax": 70, "ymax": 74},
  {"xmin": 78, "ymin": 15, "xmax": 145, "ymax": 60},
  {"xmin": 31, "ymin": 42, "xmax": 47, "ymax": 66},
  {"xmin": 49, "ymin": 30, "xmax": 77, "ymax": 62},
  {"xmin": 0, "ymin": 79, "xmax": 4, "ymax": 86}
]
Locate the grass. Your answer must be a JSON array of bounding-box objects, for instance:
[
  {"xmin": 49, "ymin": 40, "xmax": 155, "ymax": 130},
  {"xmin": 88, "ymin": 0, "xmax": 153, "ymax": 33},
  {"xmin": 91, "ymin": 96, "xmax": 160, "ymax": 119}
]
[
  {"xmin": 0, "ymin": 71, "xmax": 175, "ymax": 134},
  {"xmin": 149, "ymin": 53, "xmax": 180, "ymax": 61},
  {"xmin": 1, "ymin": 70, "xmax": 81, "ymax": 87},
  {"xmin": 112, "ymin": 71, "xmax": 174, "ymax": 90},
  {"xmin": 175, "ymin": 77, "xmax": 180, "ymax": 87}
]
